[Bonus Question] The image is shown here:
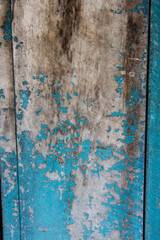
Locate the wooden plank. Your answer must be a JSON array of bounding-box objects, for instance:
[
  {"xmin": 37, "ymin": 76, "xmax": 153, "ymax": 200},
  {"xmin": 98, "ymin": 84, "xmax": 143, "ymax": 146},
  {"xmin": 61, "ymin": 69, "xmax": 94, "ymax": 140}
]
[
  {"xmin": 145, "ymin": 0, "xmax": 160, "ymax": 239},
  {"xmin": 12, "ymin": 0, "xmax": 148, "ymax": 239},
  {"xmin": 0, "ymin": 0, "xmax": 20, "ymax": 239}
]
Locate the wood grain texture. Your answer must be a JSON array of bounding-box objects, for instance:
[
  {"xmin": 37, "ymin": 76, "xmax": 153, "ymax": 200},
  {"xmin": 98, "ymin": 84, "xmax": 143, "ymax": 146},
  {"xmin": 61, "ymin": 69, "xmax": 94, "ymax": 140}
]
[
  {"xmin": 12, "ymin": 0, "xmax": 148, "ymax": 239},
  {"xmin": 145, "ymin": 0, "xmax": 160, "ymax": 239},
  {"xmin": 0, "ymin": 0, "xmax": 20, "ymax": 239}
]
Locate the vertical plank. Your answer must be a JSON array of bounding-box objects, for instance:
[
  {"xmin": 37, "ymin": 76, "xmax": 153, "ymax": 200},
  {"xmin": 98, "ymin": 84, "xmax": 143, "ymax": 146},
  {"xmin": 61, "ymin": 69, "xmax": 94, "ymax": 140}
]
[
  {"xmin": 12, "ymin": 0, "xmax": 148, "ymax": 239},
  {"xmin": 0, "ymin": 0, "xmax": 20, "ymax": 239},
  {"xmin": 145, "ymin": 0, "xmax": 160, "ymax": 239}
]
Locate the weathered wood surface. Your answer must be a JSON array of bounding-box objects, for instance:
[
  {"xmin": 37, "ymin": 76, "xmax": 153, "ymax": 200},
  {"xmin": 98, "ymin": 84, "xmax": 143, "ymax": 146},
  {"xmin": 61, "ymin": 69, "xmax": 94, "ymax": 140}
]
[
  {"xmin": 145, "ymin": 1, "xmax": 160, "ymax": 239},
  {"xmin": 0, "ymin": 0, "xmax": 20, "ymax": 239},
  {"xmin": 1, "ymin": 0, "xmax": 149, "ymax": 239}
]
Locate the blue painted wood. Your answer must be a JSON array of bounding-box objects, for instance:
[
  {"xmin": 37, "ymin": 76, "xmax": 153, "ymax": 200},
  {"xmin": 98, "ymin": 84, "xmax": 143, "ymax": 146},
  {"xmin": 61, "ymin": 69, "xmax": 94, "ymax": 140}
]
[
  {"xmin": 0, "ymin": 0, "xmax": 149, "ymax": 239},
  {"xmin": 0, "ymin": 0, "xmax": 20, "ymax": 239},
  {"xmin": 12, "ymin": 1, "xmax": 149, "ymax": 238},
  {"xmin": 145, "ymin": 0, "xmax": 160, "ymax": 239}
]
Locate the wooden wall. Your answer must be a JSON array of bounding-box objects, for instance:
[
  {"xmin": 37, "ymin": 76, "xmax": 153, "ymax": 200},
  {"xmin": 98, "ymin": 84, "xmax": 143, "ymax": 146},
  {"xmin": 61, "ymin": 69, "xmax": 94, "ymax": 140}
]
[{"xmin": 0, "ymin": 0, "xmax": 151, "ymax": 239}]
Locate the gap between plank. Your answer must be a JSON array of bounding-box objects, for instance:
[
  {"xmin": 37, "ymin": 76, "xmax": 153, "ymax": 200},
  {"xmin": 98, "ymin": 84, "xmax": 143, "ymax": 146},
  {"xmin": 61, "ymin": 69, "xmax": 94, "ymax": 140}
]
[
  {"xmin": 11, "ymin": 1, "xmax": 22, "ymax": 239},
  {"xmin": 143, "ymin": 0, "xmax": 151, "ymax": 239}
]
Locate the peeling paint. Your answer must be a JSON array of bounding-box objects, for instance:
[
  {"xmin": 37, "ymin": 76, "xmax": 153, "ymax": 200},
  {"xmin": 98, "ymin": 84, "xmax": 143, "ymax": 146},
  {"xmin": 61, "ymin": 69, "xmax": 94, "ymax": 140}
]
[{"xmin": 0, "ymin": 0, "xmax": 149, "ymax": 239}]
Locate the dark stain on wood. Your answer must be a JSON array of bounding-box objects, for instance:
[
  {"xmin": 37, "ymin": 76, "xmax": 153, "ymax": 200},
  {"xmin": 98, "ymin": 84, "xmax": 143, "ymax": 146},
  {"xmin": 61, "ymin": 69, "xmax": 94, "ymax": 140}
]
[
  {"xmin": 123, "ymin": 10, "xmax": 144, "ymax": 157},
  {"xmin": 57, "ymin": 0, "xmax": 81, "ymax": 61},
  {"xmin": 57, "ymin": 157, "xmax": 64, "ymax": 164}
]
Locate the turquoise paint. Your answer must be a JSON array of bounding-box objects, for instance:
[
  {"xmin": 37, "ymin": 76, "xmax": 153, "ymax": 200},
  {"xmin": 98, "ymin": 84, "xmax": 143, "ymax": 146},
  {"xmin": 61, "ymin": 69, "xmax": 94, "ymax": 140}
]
[
  {"xmin": 99, "ymin": 141, "xmax": 144, "ymax": 239},
  {"xmin": 0, "ymin": 89, "xmax": 5, "ymax": 99},
  {"xmin": 145, "ymin": 0, "xmax": 160, "ymax": 239},
  {"xmin": 36, "ymin": 107, "xmax": 43, "ymax": 116},
  {"xmin": 33, "ymin": 71, "xmax": 48, "ymax": 84},
  {"xmin": 115, "ymin": 75, "xmax": 125, "ymax": 98},
  {"xmin": 0, "ymin": 136, "xmax": 10, "ymax": 142},
  {"xmin": 79, "ymin": 140, "xmax": 91, "ymax": 164},
  {"xmin": 106, "ymin": 126, "xmax": 111, "ymax": 132},
  {"xmin": 17, "ymin": 108, "xmax": 145, "ymax": 239},
  {"xmin": 17, "ymin": 124, "xmax": 88, "ymax": 239},
  {"xmin": 52, "ymin": 93, "xmax": 62, "ymax": 98},
  {"xmin": 106, "ymin": 109, "xmax": 127, "ymax": 117},
  {"xmin": 2, "ymin": 0, "xmax": 148, "ymax": 237},
  {"xmin": 110, "ymin": 8, "xmax": 124, "ymax": 14},
  {"xmin": 36, "ymin": 89, "xmax": 40, "ymax": 96},
  {"xmin": 73, "ymin": 92, "xmax": 78, "ymax": 96},
  {"xmin": 117, "ymin": 120, "xmax": 137, "ymax": 144},
  {"xmin": 126, "ymin": 84, "xmax": 142, "ymax": 109},
  {"xmin": 71, "ymin": 81, "xmax": 75, "ymax": 86},
  {"xmin": 0, "ymin": 147, "xmax": 20, "ymax": 239},
  {"xmin": 17, "ymin": 105, "xmax": 144, "ymax": 238},
  {"xmin": 95, "ymin": 145, "xmax": 117, "ymax": 161},
  {"xmin": 0, "ymin": 2, "xmax": 21, "ymax": 239},
  {"xmin": 82, "ymin": 215, "xmax": 94, "ymax": 240},
  {"xmin": 15, "ymin": 44, "xmax": 21, "ymax": 49},
  {"xmin": 51, "ymin": 82, "xmax": 70, "ymax": 113},
  {"xmin": 22, "ymin": 81, "xmax": 29, "ymax": 85},
  {"xmin": 0, "ymin": 0, "xmax": 12, "ymax": 40},
  {"xmin": 16, "ymin": 109, "xmax": 24, "ymax": 120},
  {"xmin": 66, "ymin": 92, "xmax": 72, "ymax": 100},
  {"xmin": 116, "ymin": 66, "xmax": 124, "ymax": 70},
  {"xmin": 130, "ymin": 4, "xmax": 148, "ymax": 14},
  {"xmin": 91, "ymin": 161, "xmax": 104, "ymax": 180},
  {"xmin": 2, "ymin": 108, "xmax": 8, "ymax": 111},
  {"xmin": 14, "ymin": 36, "xmax": 18, "ymax": 42},
  {"xmin": 19, "ymin": 88, "xmax": 31, "ymax": 109},
  {"xmin": 130, "ymin": 113, "xmax": 136, "ymax": 119},
  {"xmin": 114, "ymin": 64, "xmax": 125, "ymax": 98},
  {"xmin": 56, "ymin": 86, "xmax": 61, "ymax": 90},
  {"xmin": 39, "ymin": 71, "xmax": 48, "ymax": 83},
  {"xmin": 21, "ymin": 56, "xmax": 147, "ymax": 237},
  {"xmin": 6, "ymin": 65, "xmax": 146, "ymax": 239}
]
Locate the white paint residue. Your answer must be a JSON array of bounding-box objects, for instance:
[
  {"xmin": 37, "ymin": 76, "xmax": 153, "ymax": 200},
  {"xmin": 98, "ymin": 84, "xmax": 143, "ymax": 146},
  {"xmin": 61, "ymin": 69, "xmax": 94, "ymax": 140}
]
[
  {"xmin": 11, "ymin": 229, "xmax": 14, "ymax": 238},
  {"xmin": 32, "ymin": 162, "xmax": 35, "ymax": 168},
  {"xmin": 11, "ymin": 225, "xmax": 14, "ymax": 239},
  {"xmin": 29, "ymin": 206, "xmax": 34, "ymax": 214},
  {"xmin": 29, "ymin": 206, "xmax": 34, "ymax": 223},
  {"xmin": 12, "ymin": 213, "xmax": 18, "ymax": 216},
  {"xmin": 19, "ymin": 163, "xmax": 24, "ymax": 172},
  {"xmin": 20, "ymin": 186, "xmax": 24, "ymax": 193},
  {"xmin": 1, "ymin": 157, "xmax": 11, "ymax": 167},
  {"xmin": 45, "ymin": 170, "xmax": 60, "ymax": 181},
  {"xmin": 13, "ymin": 200, "xmax": 19, "ymax": 212},
  {"xmin": 4, "ymin": 169, "xmax": 15, "ymax": 197},
  {"xmin": 39, "ymin": 162, "xmax": 47, "ymax": 169},
  {"xmin": 58, "ymin": 186, "xmax": 64, "ymax": 200}
]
